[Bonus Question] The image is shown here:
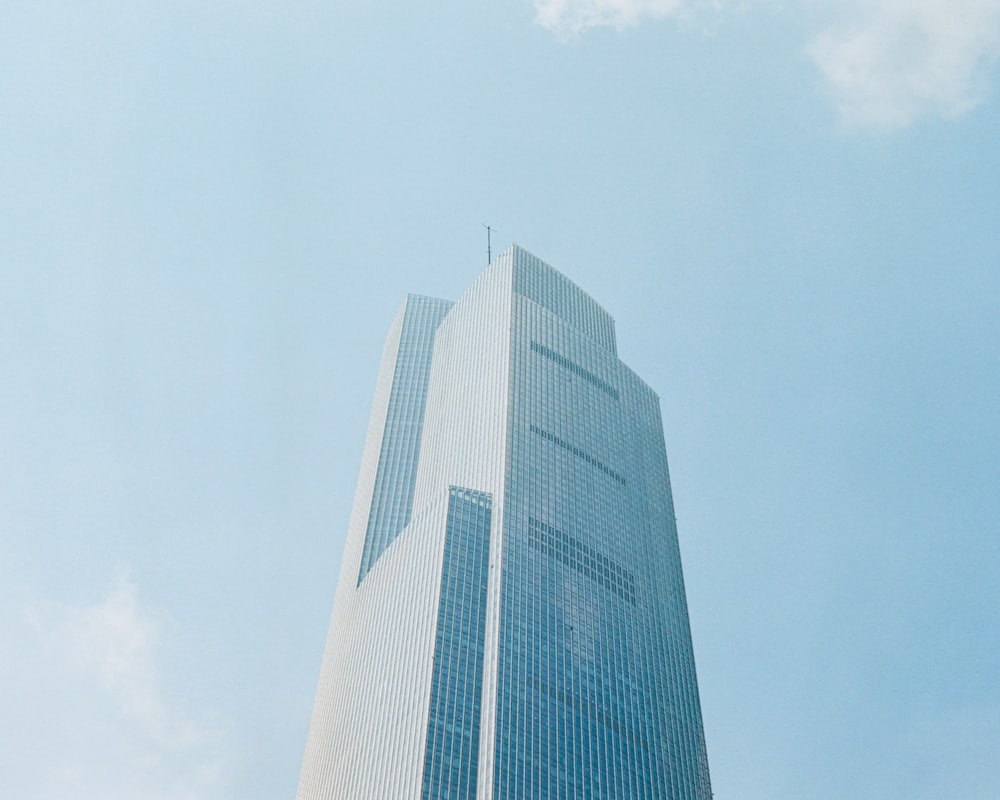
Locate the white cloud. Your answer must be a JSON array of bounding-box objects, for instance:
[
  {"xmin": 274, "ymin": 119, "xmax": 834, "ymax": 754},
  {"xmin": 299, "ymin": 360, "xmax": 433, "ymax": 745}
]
[
  {"xmin": 533, "ymin": 0, "xmax": 692, "ymax": 39},
  {"xmin": 31, "ymin": 571, "xmax": 203, "ymax": 748},
  {"xmin": 7, "ymin": 572, "xmax": 226, "ymax": 800},
  {"xmin": 534, "ymin": 0, "xmax": 1000, "ymax": 129},
  {"xmin": 808, "ymin": 0, "xmax": 1000, "ymax": 129}
]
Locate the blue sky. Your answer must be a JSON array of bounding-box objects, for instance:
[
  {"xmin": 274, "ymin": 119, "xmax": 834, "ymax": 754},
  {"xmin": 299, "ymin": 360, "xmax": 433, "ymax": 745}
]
[{"xmin": 2, "ymin": 1, "xmax": 999, "ymax": 798}]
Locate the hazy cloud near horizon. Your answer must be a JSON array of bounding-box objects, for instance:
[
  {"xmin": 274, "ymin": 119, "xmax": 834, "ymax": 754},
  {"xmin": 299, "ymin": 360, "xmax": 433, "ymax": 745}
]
[
  {"xmin": 533, "ymin": 0, "xmax": 1000, "ymax": 128},
  {"xmin": 4, "ymin": 574, "xmax": 225, "ymax": 800}
]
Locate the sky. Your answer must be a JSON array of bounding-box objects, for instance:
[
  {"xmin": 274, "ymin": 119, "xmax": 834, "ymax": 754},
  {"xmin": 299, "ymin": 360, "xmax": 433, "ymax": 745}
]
[{"xmin": 2, "ymin": 1, "xmax": 999, "ymax": 798}]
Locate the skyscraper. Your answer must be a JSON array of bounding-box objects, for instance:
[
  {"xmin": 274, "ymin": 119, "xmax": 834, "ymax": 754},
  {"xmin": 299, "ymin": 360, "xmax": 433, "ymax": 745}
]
[{"xmin": 297, "ymin": 246, "xmax": 712, "ymax": 800}]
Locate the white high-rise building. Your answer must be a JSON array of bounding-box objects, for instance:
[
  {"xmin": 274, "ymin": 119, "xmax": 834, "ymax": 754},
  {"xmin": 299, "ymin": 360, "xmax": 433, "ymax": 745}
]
[{"xmin": 297, "ymin": 246, "xmax": 712, "ymax": 800}]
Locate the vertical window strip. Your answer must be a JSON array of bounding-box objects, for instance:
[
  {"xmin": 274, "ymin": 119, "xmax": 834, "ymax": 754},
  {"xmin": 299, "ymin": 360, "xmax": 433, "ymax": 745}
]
[
  {"xmin": 358, "ymin": 297, "xmax": 452, "ymax": 584},
  {"xmin": 421, "ymin": 488, "xmax": 492, "ymax": 800}
]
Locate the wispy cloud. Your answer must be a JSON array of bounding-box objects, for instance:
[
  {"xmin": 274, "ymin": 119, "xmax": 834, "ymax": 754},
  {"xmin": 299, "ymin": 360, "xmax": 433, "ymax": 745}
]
[
  {"xmin": 809, "ymin": 0, "xmax": 1000, "ymax": 129},
  {"xmin": 533, "ymin": 0, "xmax": 693, "ymax": 40},
  {"xmin": 12, "ymin": 571, "xmax": 226, "ymax": 800},
  {"xmin": 31, "ymin": 571, "xmax": 203, "ymax": 748}
]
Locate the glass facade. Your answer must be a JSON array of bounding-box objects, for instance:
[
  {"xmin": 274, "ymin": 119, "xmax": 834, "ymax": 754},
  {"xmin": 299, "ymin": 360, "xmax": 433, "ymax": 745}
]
[
  {"xmin": 358, "ymin": 295, "xmax": 453, "ymax": 583},
  {"xmin": 422, "ymin": 488, "xmax": 493, "ymax": 800},
  {"xmin": 298, "ymin": 246, "xmax": 712, "ymax": 800},
  {"xmin": 493, "ymin": 278, "xmax": 710, "ymax": 799}
]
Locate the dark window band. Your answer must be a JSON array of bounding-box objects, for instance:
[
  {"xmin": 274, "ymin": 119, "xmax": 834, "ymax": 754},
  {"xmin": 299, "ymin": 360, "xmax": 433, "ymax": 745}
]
[
  {"xmin": 529, "ymin": 424, "xmax": 627, "ymax": 486},
  {"xmin": 527, "ymin": 516, "xmax": 637, "ymax": 604},
  {"xmin": 531, "ymin": 341, "xmax": 619, "ymax": 400}
]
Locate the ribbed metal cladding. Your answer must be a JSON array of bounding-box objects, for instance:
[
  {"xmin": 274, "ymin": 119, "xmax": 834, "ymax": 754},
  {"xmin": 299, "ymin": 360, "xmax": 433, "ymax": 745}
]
[{"xmin": 297, "ymin": 245, "xmax": 712, "ymax": 800}]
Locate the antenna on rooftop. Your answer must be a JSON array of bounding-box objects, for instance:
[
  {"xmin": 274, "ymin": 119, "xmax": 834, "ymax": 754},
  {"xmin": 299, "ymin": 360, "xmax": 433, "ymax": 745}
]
[{"xmin": 483, "ymin": 224, "xmax": 496, "ymax": 264}]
